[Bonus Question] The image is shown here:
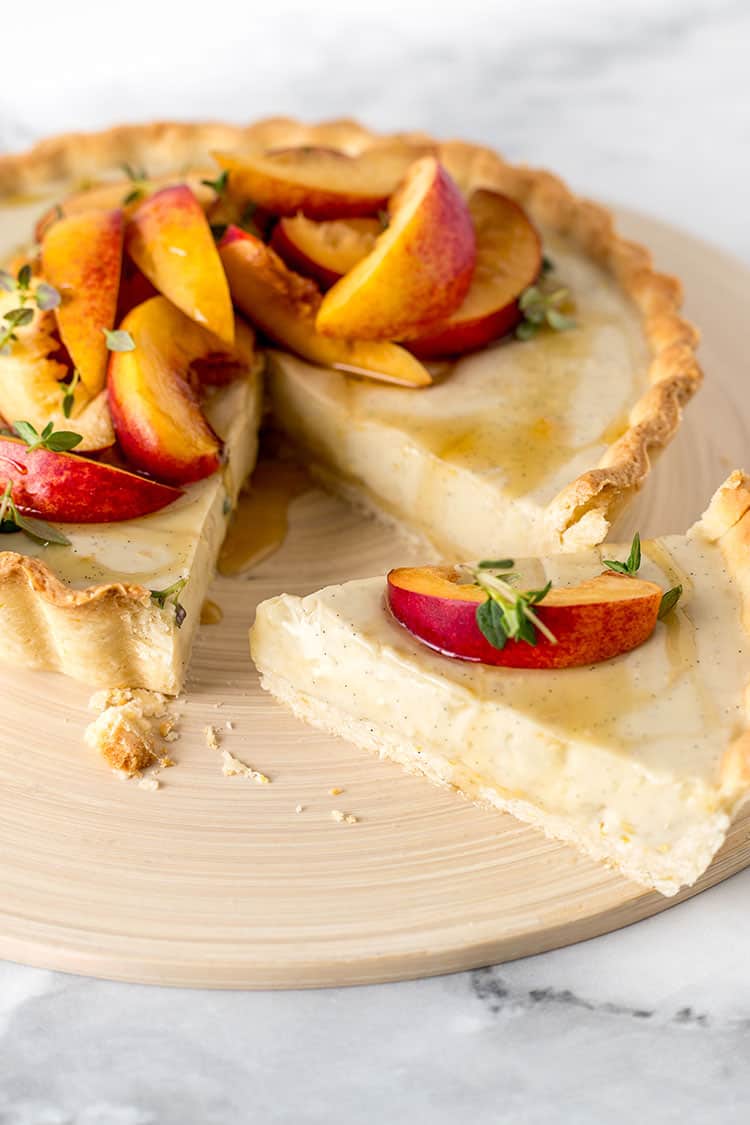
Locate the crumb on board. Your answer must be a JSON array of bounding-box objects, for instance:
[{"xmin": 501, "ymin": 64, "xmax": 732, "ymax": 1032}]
[
  {"xmin": 330, "ymin": 810, "xmax": 358, "ymax": 825},
  {"xmin": 220, "ymin": 749, "xmax": 270, "ymax": 784},
  {"xmin": 85, "ymin": 688, "xmax": 179, "ymax": 777},
  {"xmin": 295, "ymin": 804, "xmax": 304, "ymax": 814},
  {"xmin": 225, "ymin": 720, "xmax": 235, "ymax": 731},
  {"xmin": 138, "ymin": 776, "xmax": 160, "ymax": 792},
  {"xmin": 328, "ymin": 786, "xmax": 344, "ymax": 796},
  {"xmin": 204, "ymin": 724, "xmax": 221, "ymax": 751}
]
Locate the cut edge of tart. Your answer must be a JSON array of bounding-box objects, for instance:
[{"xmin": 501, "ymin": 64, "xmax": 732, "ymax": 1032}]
[
  {"xmin": 0, "ymin": 117, "xmax": 702, "ymax": 556},
  {"xmin": 250, "ymin": 471, "xmax": 750, "ymax": 897},
  {"xmin": 0, "ymin": 117, "xmax": 702, "ymax": 697}
]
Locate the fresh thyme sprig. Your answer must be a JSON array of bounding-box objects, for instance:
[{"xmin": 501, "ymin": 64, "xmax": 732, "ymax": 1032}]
[
  {"xmin": 150, "ymin": 577, "xmax": 188, "ymax": 628},
  {"xmin": 61, "ymin": 369, "xmax": 81, "ymax": 418},
  {"xmin": 604, "ymin": 532, "xmax": 641, "ymax": 577},
  {"xmin": 0, "ymin": 481, "xmax": 70, "ymax": 546},
  {"xmin": 604, "ymin": 531, "xmax": 683, "ymax": 618},
  {"xmin": 658, "ymin": 584, "xmax": 683, "ymax": 620},
  {"xmin": 13, "ymin": 420, "xmax": 83, "ymax": 453},
  {"xmin": 103, "ymin": 328, "xmax": 135, "ymax": 352},
  {"xmin": 202, "ymin": 170, "xmax": 229, "ymax": 195},
  {"xmin": 516, "ymin": 283, "xmax": 576, "ymax": 341},
  {"xmin": 121, "ymin": 162, "xmax": 149, "ymax": 206},
  {"xmin": 0, "ymin": 265, "xmax": 61, "ymax": 355},
  {"xmin": 462, "ymin": 560, "xmax": 557, "ymax": 651}
]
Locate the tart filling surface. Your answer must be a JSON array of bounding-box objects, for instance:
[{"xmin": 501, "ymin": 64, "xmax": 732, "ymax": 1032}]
[{"xmin": 251, "ymin": 473, "xmax": 750, "ymax": 896}]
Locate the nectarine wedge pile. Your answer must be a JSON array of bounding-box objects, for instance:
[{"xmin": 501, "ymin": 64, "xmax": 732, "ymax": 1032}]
[
  {"xmin": 219, "ymin": 227, "xmax": 431, "ymax": 387},
  {"xmin": 0, "ymin": 132, "xmax": 556, "ymax": 529}
]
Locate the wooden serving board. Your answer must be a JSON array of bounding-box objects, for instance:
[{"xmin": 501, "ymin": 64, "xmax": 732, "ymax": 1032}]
[{"xmin": 1, "ymin": 210, "xmax": 749, "ymax": 990}]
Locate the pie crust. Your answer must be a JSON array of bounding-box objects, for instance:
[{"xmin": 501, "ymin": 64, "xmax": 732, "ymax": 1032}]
[
  {"xmin": 0, "ymin": 118, "xmax": 701, "ymax": 689},
  {"xmin": 250, "ymin": 472, "xmax": 750, "ymax": 895}
]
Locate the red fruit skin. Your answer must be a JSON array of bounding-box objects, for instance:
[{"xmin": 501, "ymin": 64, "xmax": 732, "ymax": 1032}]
[
  {"xmin": 386, "ymin": 574, "xmax": 660, "ymax": 670},
  {"xmin": 407, "ymin": 302, "xmax": 522, "ymax": 359},
  {"xmin": 107, "ymin": 373, "xmax": 221, "ymax": 487},
  {"xmin": 0, "ymin": 436, "xmax": 182, "ymax": 523}
]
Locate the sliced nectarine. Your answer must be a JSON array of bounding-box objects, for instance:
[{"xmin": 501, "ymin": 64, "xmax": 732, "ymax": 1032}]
[
  {"xmin": 409, "ymin": 190, "xmax": 542, "ymax": 358},
  {"xmin": 387, "ymin": 565, "xmax": 662, "ymax": 669},
  {"xmin": 108, "ymin": 296, "xmax": 235, "ymax": 484},
  {"xmin": 0, "ymin": 435, "xmax": 180, "ymax": 522},
  {"xmin": 126, "ymin": 185, "xmax": 234, "ymax": 346},
  {"xmin": 34, "ymin": 174, "xmax": 216, "ymax": 243},
  {"xmin": 218, "ymin": 226, "xmax": 431, "ymax": 387},
  {"xmin": 316, "ymin": 157, "xmax": 476, "ymax": 340},
  {"xmin": 41, "ymin": 208, "xmax": 124, "ymax": 395},
  {"xmin": 0, "ymin": 295, "xmax": 114, "ymax": 451},
  {"xmin": 211, "ymin": 142, "xmax": 434, "ymax": 219},
  {"xmin": 270, "ymin": 215, "xmax": 379, "ymax": 288}
]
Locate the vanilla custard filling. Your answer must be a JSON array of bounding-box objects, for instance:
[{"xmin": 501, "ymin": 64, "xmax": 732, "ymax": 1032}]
[
  {"xmin": 251, "ymin": 537, "xmax": 750, "ymax": 894},
  {"xmin": 269, "ymin": 231, "xmax": 649, "ymax": 558}
]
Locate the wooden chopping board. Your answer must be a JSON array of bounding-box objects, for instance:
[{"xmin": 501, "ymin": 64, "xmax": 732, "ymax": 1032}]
[{"xmin": 1, "ymin": 209, "xmax": 749, "ymax": 989}]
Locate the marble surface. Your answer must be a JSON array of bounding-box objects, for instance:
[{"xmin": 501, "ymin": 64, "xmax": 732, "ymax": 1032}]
[{"xmin": 2, "ymin": 0, "xmax": 750, "ymax": 1121}]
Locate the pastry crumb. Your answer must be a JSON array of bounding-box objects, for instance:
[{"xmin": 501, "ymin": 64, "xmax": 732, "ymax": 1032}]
[
  {"xmin": 204, "ymin": 724, "xmax": 221, "ymax": 751},
  {"xmin": 331, "ymin": 809, "xmax": 358, "ymax": 825},
  {"xmin": 295, "ymin": 804, "xmax": 304, "ymax": 814},
  {"xmin": 225, "ymin": 720, "xmax": 235, "ymax": 731},
  {"xmin": 328, "ymin": 786, "xmax": 344, "ymax": 796},
  {"xmin": 138, "ymin": 776, "xmax": 160, "ymax": 792},
  {"xmin": 220, "ymin": 749, "xmax": 270, "ymax": 784},
  {"xmin": 85, "ymin": 688, "xmax": 178, "ymax": 776}
]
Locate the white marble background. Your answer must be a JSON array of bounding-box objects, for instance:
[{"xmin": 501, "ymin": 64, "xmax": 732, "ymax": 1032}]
[{"xmin": 2, "ymin": 1, "xmax": 750, "ymax": 1121}]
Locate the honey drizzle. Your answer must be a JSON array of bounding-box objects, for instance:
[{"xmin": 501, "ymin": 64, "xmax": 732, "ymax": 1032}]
[
  {"xmin": 200, "ymin": 599, "xmax": 223, "ymax": 625},
  {"xmin": 218, "ymin": 460, "xmax": 310, "ymax": 576}
]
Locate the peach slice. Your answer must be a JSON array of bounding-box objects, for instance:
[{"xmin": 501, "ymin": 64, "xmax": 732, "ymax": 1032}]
[
  {"xmin": 126, "ymin": 185, "xmax": 234, "ymax": 346},
  {"xmin": 316, "ymin": 157, "xmax": 476, "ymax": 340},
  {"xmin": 211, "ymin": 141, "xmax": 434, "ymax": 219},
  {"xmin": 218, "ymin": 226, "xmax": 431, "ymax": 387},
  {"xmin": 108, "ymin": 296, "xmax": 240, "ymax": 485},
  {"xmin": 409, "ymin": 190, "xmax": 542, "ymax": 358},
  {"xmin": 387, "ymin": 566, "xmax": 662, "ymax": 670},
  {"xmin": 270, "ymin": 215, "xmax": 379, "ymax": 288},
  {"xmin": 41, "ymin": 208, "xmax": 124, "ymax": 395},
  {"xmin": 0, "ymin": 297, "xmax": 114, "ymax": 452},
  {"xmin": 0, "ymin": 435, "xmax": 181, "ymax": 522},
  {"xmin": 34, "ymin": 174, "xmax": 216, "ymax": 243}
]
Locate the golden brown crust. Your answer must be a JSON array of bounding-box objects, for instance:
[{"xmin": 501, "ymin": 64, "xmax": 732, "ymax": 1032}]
[
  {"xmin": 0, "ymin": 116, "xmax": 700, "ymax": 603},
  {"xmin": 0, "ymin": 551, "xmax": 150, "ymax": 608},
  {"xmin": 691, "ymin": 472, "xmax": 750, "ymax": 793}
]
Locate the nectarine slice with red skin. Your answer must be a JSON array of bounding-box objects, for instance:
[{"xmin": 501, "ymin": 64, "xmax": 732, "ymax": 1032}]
[
  {"xmin": 41, "ymin": 207, "xmax": 124, "ymax": 396},
  {"xmin": 108, "ymin": 296, "xmax": 231, "ymax": 485},
  {"xmin": 387, "ymin": 566, "xmax": 662, "ymax": 670},
  {"xmin": 34, "ymin": 175, "xmax": 216, "ymax": 244},
  {"xmin": 0, "ymin": 435, "xmax": 181, "ymax": 522},
  {"xmin": 126, "ymin": 185, "xmax": 234, "ymax": 346},
  {"xmin": 409, "ymin": 190, "xmax": 542, "ymax": 359},
  {"xmin": 316, "ymin": 157, "xmax": 476, "ymax": 340},
  {"xmin": 211, "ymin": 142, "xmax": 434, "ymax": 220},
  {"xmin": 218, "ymin": 226, "xmax": 431, "ymax": 387},
  {"xmin": 270, "ymin": 215, "xmax": 379, "ymax": 288}
]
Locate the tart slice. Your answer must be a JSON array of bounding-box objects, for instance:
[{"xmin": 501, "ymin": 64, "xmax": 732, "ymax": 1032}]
[
  {"xmin": 0, "ymin": 148, "xmax": 263, "ymax": 694},
  {"xmin": 251, "ymin": 472, "xmax": 750, "ymax": 896}
]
